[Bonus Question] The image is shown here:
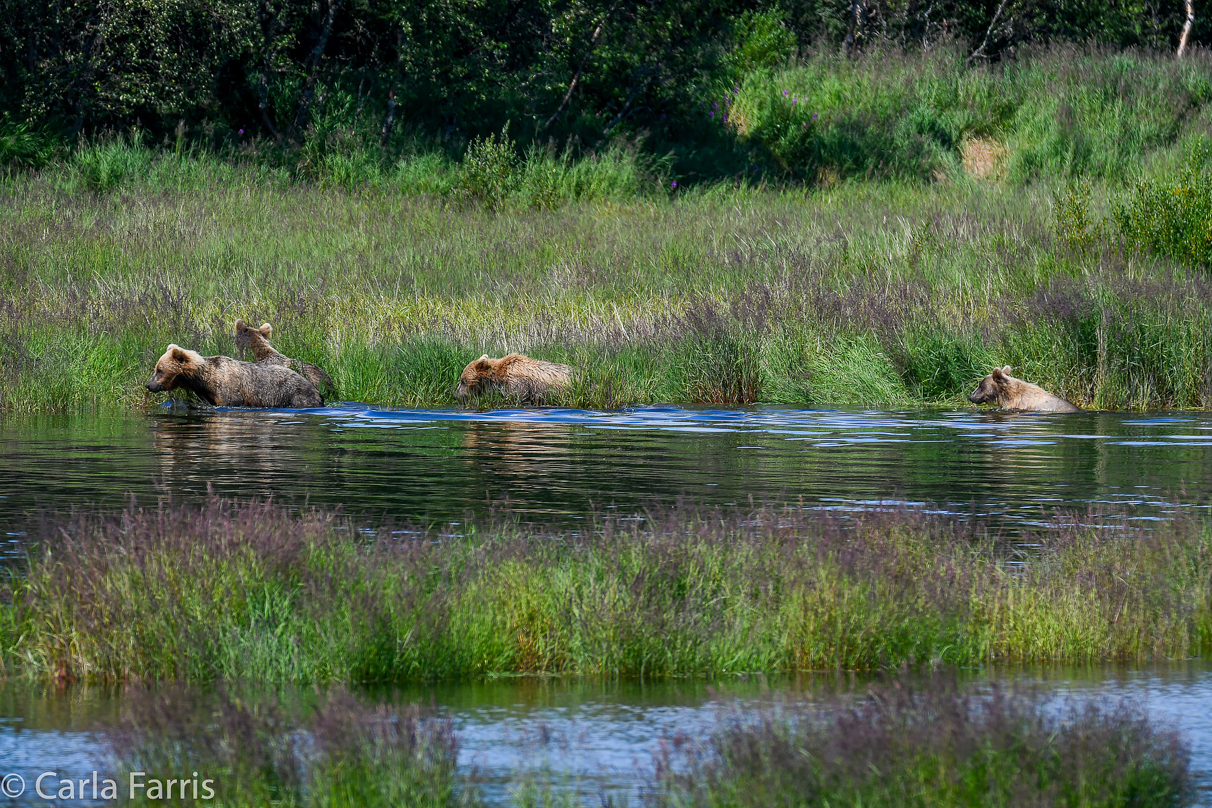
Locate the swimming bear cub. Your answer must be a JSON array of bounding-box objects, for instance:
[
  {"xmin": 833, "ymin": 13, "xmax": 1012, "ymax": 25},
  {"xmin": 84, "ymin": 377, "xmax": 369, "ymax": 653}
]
[
  {"xmin": 233, "ymin": 320, "xmax": 337, "ymax": 400},
  {"xmin": 968, "ymin": 366, "xmax": 1080, "ymax": 413},
  {"xmin": 146, "ymin": 344, "xmax": 324, "ymax": 408},
  {"xmin": 455, "ymin": 353, "xmax": 572, "ymax": 404}
]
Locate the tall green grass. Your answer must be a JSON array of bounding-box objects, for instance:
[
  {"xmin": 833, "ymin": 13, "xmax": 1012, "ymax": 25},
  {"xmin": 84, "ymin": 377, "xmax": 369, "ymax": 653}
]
[
  {"xmin": 4, "ymin": 48, "xmax": 1212, "ymax": 413},
  {"xmin": 6, "ymin": 499, "xmax": 1212, "ymax": 684},
  {"xmin": 3, "ymin": 165, "xmax": 1212, "ymax": 412}
]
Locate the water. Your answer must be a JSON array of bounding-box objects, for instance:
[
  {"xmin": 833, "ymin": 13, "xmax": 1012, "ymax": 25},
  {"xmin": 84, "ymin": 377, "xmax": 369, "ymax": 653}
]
[
  {"xmin": 4, "ymin": 667, "xmax": 1212, "ymax": 805},
  {"xmin": 6, "ymin": 404, "xmax": 1212, "ymax": 802},
  {"xmin": 3, "ymin": 405, "xmax": 1212, "ymax": 534}
]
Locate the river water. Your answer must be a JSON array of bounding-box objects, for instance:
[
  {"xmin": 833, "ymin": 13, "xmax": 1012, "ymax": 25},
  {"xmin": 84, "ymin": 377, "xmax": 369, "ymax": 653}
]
[
  {"xmin": 4, "ymin": 404, "xmax": 1212, "ymax": 802},
  {"xmin": 3, "ymin": 404, "xmax": 1212, "ymax": 531}
]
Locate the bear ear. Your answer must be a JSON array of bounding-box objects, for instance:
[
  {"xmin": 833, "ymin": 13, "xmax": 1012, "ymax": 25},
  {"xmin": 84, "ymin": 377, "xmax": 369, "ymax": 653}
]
[
  {"xmin": 479, "ymin": 354, "xmax": 489, "ymax": 360},
  {"xmin": 1002, "ymin": 365, "xmax": 1012, "ymax": 374},
  {"xmin": 234, "ymin": 319, "xmax": 245, "ymax": 331},
  {"xmin": 170, "ymin": 345, "xmax": 189, "ymax": 362},
  {"xmin": 259, "ymin": 323, "xmax": 273, "ymax": 336},
  {"xmin": 991, "ymin": 367, "xmax": 1006, "ymax": 381}
]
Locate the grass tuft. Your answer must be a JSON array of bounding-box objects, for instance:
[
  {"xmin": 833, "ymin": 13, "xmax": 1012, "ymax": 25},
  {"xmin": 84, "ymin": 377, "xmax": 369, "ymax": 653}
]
[{"xmin": 650, "ymin": 669, "xmax": 1191, "ymax": 808}]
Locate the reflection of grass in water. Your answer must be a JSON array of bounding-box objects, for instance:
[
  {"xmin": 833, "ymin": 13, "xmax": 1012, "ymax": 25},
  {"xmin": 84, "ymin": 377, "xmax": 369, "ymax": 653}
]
[
  {"xmin": 5, "ymin": 153, "xmax": 1212, "ymax": 413},
  {"xmin": 105, "ymin": 671, "xmax": 1189, "ymax": 808},
  {"xmin": 7, "ymin": 499, "xmax": 1212, "ymax": 683}
]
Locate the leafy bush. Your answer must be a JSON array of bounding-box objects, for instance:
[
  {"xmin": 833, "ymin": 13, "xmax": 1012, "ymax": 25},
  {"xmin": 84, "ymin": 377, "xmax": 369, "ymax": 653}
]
[
  {"xmin": 1115, "ymin": 149, "xmax": 1212, "ymax": 269},
  {"xmin": 724, "ymin": 9, "xmax": 796, "ymax": 80},
  {"xmin": 1054, "ymin": 180, "xmax": 1101, "ymax": 251},
  {"xmin": 455, "ymin": 126, "xmax": 518, "ymax": 208}
]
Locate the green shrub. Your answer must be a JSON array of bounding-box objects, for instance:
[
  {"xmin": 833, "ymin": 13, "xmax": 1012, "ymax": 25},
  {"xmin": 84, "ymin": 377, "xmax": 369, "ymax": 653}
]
[
  {"xmin": 456, "ymin": 126, "xmax": 518, "ymax": 208},
  {"xmin": 1115, "ymin": 149, "xmax": 1212, "ymax": 269},
  {"xmin": 1054, "ymin": 179, "xmax": 1101, "ymax": 251}
]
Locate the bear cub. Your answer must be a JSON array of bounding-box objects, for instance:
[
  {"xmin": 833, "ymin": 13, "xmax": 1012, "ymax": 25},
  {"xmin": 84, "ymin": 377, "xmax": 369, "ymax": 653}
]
[
  {"xmin": 968, "ymin": 366, "xmax": 1080, "ymax": 413},
  {"xmin": 147, "ymin": 344, "xmax": 323, "ymax": 408},
  {"xmin": 455, "ymin": 353, "xmax": 571, "ymax": 404},
  {"xmin": 233, "ymin": 320, "xmax": 337, "ymax": 400}
]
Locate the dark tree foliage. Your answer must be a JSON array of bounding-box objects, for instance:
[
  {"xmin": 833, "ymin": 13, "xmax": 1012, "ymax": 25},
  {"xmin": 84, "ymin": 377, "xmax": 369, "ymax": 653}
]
[{"xmin": 0, "ymin": 0, "xmax": 1204, "ymax": 153}]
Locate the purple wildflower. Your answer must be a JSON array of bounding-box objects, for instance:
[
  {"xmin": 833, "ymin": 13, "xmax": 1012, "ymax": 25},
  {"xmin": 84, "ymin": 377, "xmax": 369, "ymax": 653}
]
[
  {"xmin": 238, "ymin": 129, "xmax": 244, "ymax": 135},
  {"xmin": 783, "ymin": 90, "xmax": 788, "ymax": 96},
  {"xmin": 671, "ymin": 180, "xmax": 677, "ymax": 189},
  {"xmin": 792, "ymin": 98, "xmax": 797, "ymax": 103},
  {"xmin": 709, "ymin": 111, "xmax": 714, "ymax": 117},
  {"xmin": 813, "ymin": 113, "xmax": 818, "ymax": 119}
]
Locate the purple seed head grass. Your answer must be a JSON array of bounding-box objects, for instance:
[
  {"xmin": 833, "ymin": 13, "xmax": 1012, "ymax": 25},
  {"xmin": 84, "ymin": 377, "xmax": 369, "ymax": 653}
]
[
  {"xmin": 649, "ymin": 668, "xmax": 1191, "ymax": 807},
  {"xmin": 6, "ymin": 497, "xmax": 1212, "ymax": 684},
  {"xmin": 107, "ymin": 684, "xmax": 458, "ymax": 804}
]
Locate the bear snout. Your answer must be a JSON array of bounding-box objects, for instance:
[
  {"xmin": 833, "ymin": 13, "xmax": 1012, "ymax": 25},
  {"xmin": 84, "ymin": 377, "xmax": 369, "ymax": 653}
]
[
  {"xmin": 454, "ymin": 382, "xmax": 469, "ymax": 401},
  {"xmin": 968, "ymin": 391, "xmax": 982, "ymax": 404}
]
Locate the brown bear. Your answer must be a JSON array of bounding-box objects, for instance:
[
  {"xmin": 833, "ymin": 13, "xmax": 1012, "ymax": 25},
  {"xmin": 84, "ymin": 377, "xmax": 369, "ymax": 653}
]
[
  {"xmin": 968, "ymin": 366, "xmax": 1080, "ymax": 413},
  {"xmin": 146, "ymin": 344, "xmax": 324, "ymax": 408},
  {"xmin": 233, "ymin": 320, "xmax": 337, "ymax": 400},
  {"xmin": 455, "ymin": 353, "xmax": 572, "ymax": 404}
]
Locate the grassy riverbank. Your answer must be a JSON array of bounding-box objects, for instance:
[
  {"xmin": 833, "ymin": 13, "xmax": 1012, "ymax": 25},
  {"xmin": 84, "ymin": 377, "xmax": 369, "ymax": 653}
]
[
  {"xmin": 2, "ymin": 49, "xmax": 1212, "ymax": 413},
  {"xmin": 5, "ymin": 499, "xmax": 1212, "ymax": 683},
  {"xmin": 102, "ymin": 672, "xmax": 1189, "ymax": 808},
  {"xmin": 3, "ymin": 170, "xmax": 1212, "ymax": 413}
]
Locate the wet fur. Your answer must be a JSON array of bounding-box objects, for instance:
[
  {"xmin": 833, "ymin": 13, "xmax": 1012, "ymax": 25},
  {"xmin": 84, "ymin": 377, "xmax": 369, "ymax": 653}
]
[
  {"xmin": 968, "ymin": 366, "xmax": 1080, "ymax": 413},
  {"xmin": 455, "ymin": 353, "xmax": 572, "ymax": 404},
  {"xmin": 147, "ymin": 344, "xmax": 323, "ymax": 408},
  {"xmin": 233, "ymin": 320, "xmax": 337, "ymax": 399}
]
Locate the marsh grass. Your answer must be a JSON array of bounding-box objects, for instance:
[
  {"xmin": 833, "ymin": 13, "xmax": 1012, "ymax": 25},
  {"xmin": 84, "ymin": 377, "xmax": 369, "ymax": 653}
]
[
  {"xmin": 650, "ymin": 670, "xmax": 1191, "ymax": 808},
  {"xmin": 5, "ymin": 169, "xmax": 1212, "ymax": 412},
  {"xmin": 5, "ymin": 498, "xmax": 1212, "ymax": 684},
  {"xmin": 109, "ymin": 685, "xmax": 472, "ymax": 808}
]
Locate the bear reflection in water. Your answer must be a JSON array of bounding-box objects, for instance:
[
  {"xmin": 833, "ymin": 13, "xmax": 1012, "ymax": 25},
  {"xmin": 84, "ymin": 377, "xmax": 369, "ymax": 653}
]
[{"xmin": 151, "ymin": 410, "xmax": 317, "ymax": 492}]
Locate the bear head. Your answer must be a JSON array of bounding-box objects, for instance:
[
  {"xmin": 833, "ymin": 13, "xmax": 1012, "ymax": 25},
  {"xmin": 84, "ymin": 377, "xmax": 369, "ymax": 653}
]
[
  {"xmin": 455, "ymin": 354, "xmax": 495, "ymax": 401},
  {"xmin": 234, "ymin": 319, "xmax": 274, "ymax": 355},
  {"xmin": 146, "ymin": 344, "xmax": 204, "ymax": 392},
  {"xmin": 968, "ymin": 366, "xmax": 1013, "ymax": 405}
]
